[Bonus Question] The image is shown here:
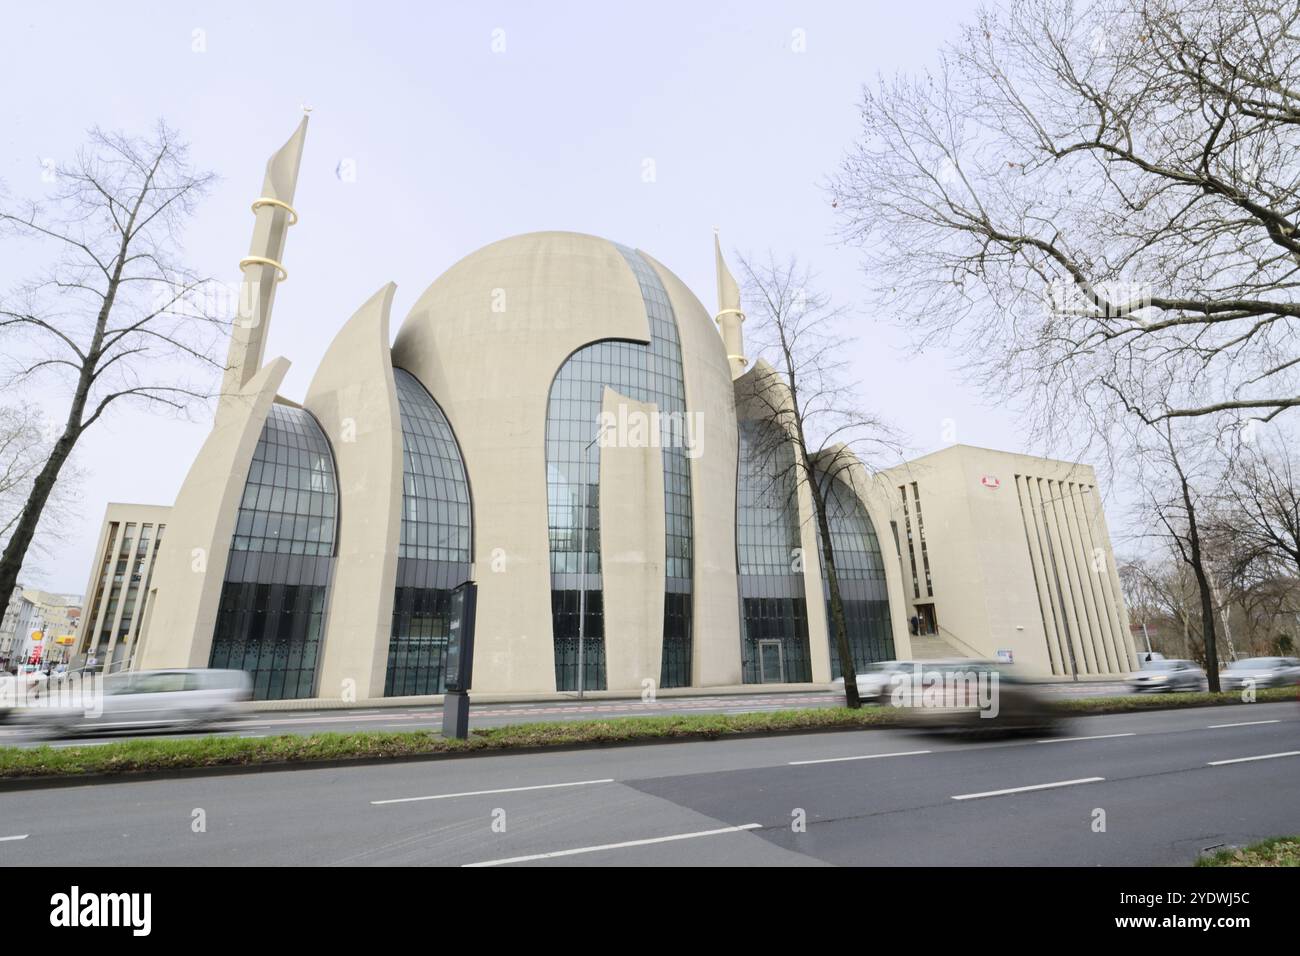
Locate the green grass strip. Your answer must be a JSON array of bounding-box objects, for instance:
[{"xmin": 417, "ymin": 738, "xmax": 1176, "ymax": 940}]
[
  {"xmin": 0, "ymin": 685, "xmax": 1293, "ymax": 781},
  {"xmin": 1196, "ymin": 836, "xmax": 1300, "ymax": 867}
]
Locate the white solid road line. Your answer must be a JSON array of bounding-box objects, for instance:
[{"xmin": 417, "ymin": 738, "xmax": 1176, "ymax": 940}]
[
  {"xmin": 952, "ymin": 777, "xmax": 1106, "ymax": 801},
  {"xmin": 789, "ymin": 749, "xmax": 932, "ymax": 766},
  {"xmin": 1036, "ymin": 733, "xmax": 1136, "ymax": 744},
  {"xmin": 462, "ymin": 823, "xmax": 763, "ymax": 867},
  {"xmin": 371, "ymin": 778, "xmax": 615, "ymax": 805},
  {"xmin": 1207, "ymin": 719, "xmax": 1281, "ymax": 729},
  {"xmin": 0, "ymin": 835, "xmax": 29, "ymax": 842},
  {"xmin": 1207, "ymin": 751, "xmax": 1300, "ymax": 766}
]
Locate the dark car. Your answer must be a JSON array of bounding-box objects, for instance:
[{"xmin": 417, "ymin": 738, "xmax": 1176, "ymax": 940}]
[{"xmin": 890, "ymin": 659, "xmax": 1063, "ymax": 737}]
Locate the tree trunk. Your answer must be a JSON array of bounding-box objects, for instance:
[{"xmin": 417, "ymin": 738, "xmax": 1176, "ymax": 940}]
[
  {"xmin": 1191, "ymin": 561, "xmax": 1220, "ymax": 692},
  {"xmin": 1180, "ymin": 475, "xmax": 1220, "ymax": 692},
  {"xmin": 808, "ymin": 477, "xmax": 862, "ymax": 709}
]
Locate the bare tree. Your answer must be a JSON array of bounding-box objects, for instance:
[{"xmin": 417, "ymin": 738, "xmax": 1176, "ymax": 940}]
[
  {"xmin": 736, "ymin": 252, "xmax": 900, "ymax": 709},
  {"xmin": 831, "ymin": 0, "xmax": 1300, "ymax": 438},
  {"xmin": 1119, "ymin": 555, "xmax": 1202, "ymax": 660},
  {"xmin": 1122, "ymin": 409, "xmax": 1225, "ymax": 687},
  {"xmin": 0, "ymin": 123, "xmax": 220, "ymax": 604},
  {"xmin": 0, "ymin": 403, "xmax": 83, "ymax": 577},
  {"xmin": 1201, "ymin": 427, "xmax": 1300, "ymax": 655},
  {"xmin": 1213, "ymin": 429, "xmax": 1300, "ymax": 577}
]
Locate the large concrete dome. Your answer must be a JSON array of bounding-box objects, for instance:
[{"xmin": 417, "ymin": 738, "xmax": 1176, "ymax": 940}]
[
  {"xmin": 394, "ymin": 231, "xmax": 727, "ymax": 383},
  {"xmin": 390, "ymin": 230, "xmax": 741, "ymax": 694}
]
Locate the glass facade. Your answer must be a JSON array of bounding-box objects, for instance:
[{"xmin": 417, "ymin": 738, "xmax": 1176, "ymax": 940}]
[
  {"xmin": 210, "ymin": 403, "xmax": 338, "ymax": 700},
  {"xmin": 736, "ymin": 420, "xmax": 812, "ymax": 683},
  {"xmin": 385, "ymin": 368, "xmax": 473, "ymax": 696},
  {"xmin": 545, "ymin": 244, "xmax": 694, "ymax": 691},
  {"xmin": 820, "ymin": 472, "xmax": 895, "ymax": 676}
]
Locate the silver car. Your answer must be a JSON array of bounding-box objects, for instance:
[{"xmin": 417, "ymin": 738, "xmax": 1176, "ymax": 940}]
[
  {"xmin": 831, "ymin": 660, "xmax": 916, "ymax": 702},
  {"xmin": 25, "ymin": 668, "xmax": 251, "ymax": 737},
  {"xmin": 1127, "ymin": 658, "xmax": 1208, "ymax": 693},
  {"xmin": 1219, "ymin": 657, "xmax": 1300, "ymax": 691}
]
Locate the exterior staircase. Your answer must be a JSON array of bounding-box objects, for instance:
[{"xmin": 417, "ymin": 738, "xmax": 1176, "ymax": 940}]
[{"xmin": 908, "ymin": 631, "xmax": 974, "ymax": 660}]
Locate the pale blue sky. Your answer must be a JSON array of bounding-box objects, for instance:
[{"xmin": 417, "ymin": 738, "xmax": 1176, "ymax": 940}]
[{"xmin": 2, "ymin": 0, "xmax": 1053, "ymax": 595}]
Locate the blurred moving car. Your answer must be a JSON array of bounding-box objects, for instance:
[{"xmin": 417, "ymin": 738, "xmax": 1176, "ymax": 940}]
[
  {"xmin": 23, "ymin": 668, "xmax": 252, "ymax": 737},
  {"xmin": 1219, "ymin": 657, "xmax": 1300, "ymax": 691},
  {"xmin": 831, "ymin": 661, "xmax": 916, "ymax": 703},
  {"xmin": 1126, "ymin": 658, "xmax": 1208, "ymax": 693},
  {"xmin": 889, "ymin": 660, "xmax": 1063, "ymax": 736}
]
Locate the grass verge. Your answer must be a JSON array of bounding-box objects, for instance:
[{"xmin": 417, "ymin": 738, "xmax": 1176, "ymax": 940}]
[
  {"xmin": 0, "ymin": 707, "xmax": 900, "ymax": 780},
  {"xmin": 1197, "ymin": 836, "xmax": 1300, "ymax": 867},
  {"xmin": 0, "ymin": 685, "xmax": 1293, "ymax": 782},
  {"xmin": 1055, "ymin": 685, "xmax": 1296, "ymax": 714}
]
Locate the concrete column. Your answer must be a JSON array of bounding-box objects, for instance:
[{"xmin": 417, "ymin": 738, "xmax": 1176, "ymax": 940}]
[
  {"xmin": 598, "ymin": 390, "xmax": 666, "ymax": 691},
  {"xmin": 1059, "ymin": 483, "xmax": 1110, "ymax": 672},
  {"xmin": 1015, "ymin": 476, "xmax": 1064, "ymax": 675}
]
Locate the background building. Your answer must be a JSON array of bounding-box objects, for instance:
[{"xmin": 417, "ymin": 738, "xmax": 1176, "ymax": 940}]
[
  {"xmin": 1, "ymin": 588, "xmax": 82, "ymax": 668},
  {"xmin": 75, "ymin": 503, "xmax": 169, "ymax": 672},
  {"xmin": 0, "ymin": 585, "xmax": 23, "ymax": 665},
  {"xmin": 880, "ymin": 445, "xmax": 1137, "ymax": 676}
]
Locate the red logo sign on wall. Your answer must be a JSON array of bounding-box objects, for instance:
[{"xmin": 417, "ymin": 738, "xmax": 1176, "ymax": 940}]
[{"xmin": 981, "ymin": 475, "xmax": 1001, "ymax": 489}]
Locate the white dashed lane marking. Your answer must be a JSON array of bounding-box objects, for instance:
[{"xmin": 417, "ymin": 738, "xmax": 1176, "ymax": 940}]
[
  {"xmin": 952, "ymin": 777, "xmax": 1106, "ymax": 801},
  {"xmin": 1207, "ymin": 751, "xmax": 1300, "ymax": 766},
  {"xmin": 789, "ymin": 749, "xmax": 931, "ymax": 766},
  {"xmin": 462, "ymin": 823, "xmax": 763, "ymax": 867},
  {"xmin": 372, "ymin": 778, "xmax": 616, "ymax": 805}
]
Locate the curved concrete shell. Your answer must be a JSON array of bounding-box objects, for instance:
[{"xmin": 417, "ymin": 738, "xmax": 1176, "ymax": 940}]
[
  {"xmin": 304, "ymin": 283, "xmax": 403, "ymax": 701},
  {"xmin": 137, "ymin": 359, "xmax": 290, "ymax": 669}
]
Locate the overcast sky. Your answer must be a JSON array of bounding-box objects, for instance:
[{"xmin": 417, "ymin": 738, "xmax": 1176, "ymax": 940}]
[{"xmin": 1, "ymin": 0, "xmax": 1067, "ymax": 596}]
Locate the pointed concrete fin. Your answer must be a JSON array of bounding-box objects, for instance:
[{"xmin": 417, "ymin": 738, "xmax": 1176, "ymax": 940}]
[
  {"xmin": 306, "ymin": 283, "xmax": 398, "ymax": 404},
  {"xmin": 714, "ymin": 231, "xmax": 742, "ymax": 315},
  {"xmin": 262, "ymin": 115, "xmax": 310, "ymax": 204},
  {"xmin": 237, "ymin": 356, "xmax": 291, "ymax": 401}
]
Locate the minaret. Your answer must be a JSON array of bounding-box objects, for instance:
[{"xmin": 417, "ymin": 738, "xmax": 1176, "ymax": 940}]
[
  {"xmin": 219, "ymin": 115, "xmax": 309, "ymax": 419},
  {"xmin": 714, "ymin": 229, "xmax": 747, "ymax": 379}
]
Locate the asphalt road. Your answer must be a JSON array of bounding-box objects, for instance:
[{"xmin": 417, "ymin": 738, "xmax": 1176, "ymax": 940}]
[
  {"xmin": 0, "ymin": 681, "xmax": 1133, "ymax": 748},
  {"xmin": 0, "ymin": 701, "xmax": 1295, "ymax": 866}
]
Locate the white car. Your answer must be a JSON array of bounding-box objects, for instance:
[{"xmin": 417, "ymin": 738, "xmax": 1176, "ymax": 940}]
[
  {"xmin": 831, "ymin": 660, "xmax": 917, "ymax": 702},
  {"xmin": 1219, "ymin": 657, "xmax": 1300, "ymax": 691},
  {"xmin": 25, "ymin": 668, "xmax": 252, "ymax": 737}
]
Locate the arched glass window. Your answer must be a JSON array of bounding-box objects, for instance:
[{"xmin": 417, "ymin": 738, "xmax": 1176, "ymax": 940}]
[
  {"xmin": 819, "ymin": 473, "xmax": 895, "ymax": 676},
  {"xmin": 546, "ymin": 244, "xmax": 694, "ymax": 691},
  {"xmin": 210, "ymin": 403, "xmax": 338, "ymax": 700},
  {"xmin": 735, "ymin": 420, "xmax": 812, "ymax": 683},
  {"xmin": 385, "ymin": 368, "xmax": 473, "ymax": 696}
]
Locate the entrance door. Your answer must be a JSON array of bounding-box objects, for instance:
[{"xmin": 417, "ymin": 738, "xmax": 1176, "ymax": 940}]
[{"xmin": 759, "ymin": 640, "xmax": 784, "ymax": 683}]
